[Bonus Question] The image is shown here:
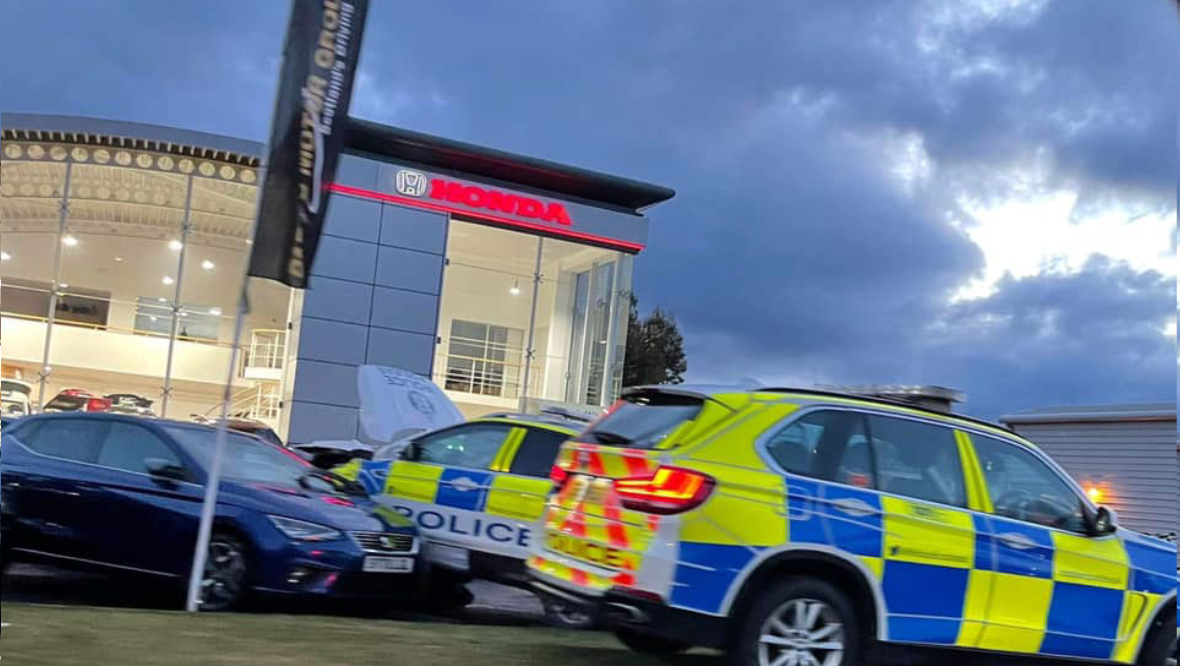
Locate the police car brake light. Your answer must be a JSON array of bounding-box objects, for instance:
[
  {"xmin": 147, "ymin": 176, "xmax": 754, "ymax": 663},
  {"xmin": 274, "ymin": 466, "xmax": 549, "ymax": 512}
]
[
  {"xmin": 550, "ymin": 464, "xmax": 570, "ymax": 487},
  {"xmin": 613, "ymin": 466, "xmax": 715, "ymax": 515}
]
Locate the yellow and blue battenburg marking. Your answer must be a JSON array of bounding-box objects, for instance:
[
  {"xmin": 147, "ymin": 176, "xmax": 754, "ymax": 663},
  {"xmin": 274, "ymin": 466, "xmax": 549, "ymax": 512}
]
[
  {"xmin": 660, "ymin": 469, "xmax": 1176, "ymax": 663},
  {"xmin": 528, "ymin": 390, "xmax": 1176, "ymax": 665}
]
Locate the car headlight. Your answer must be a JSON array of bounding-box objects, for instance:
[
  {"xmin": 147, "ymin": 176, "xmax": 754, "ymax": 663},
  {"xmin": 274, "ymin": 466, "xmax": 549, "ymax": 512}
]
[{"xmin": 267, "ymin": 515, "xmax": 343, "ymax": 542}]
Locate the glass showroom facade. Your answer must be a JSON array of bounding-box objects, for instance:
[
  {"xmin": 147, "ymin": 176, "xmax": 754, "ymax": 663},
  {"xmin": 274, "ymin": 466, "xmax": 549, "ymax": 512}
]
[{"xmin": 1, "ymin": 114, "xmax": 672, "ymax": 445}]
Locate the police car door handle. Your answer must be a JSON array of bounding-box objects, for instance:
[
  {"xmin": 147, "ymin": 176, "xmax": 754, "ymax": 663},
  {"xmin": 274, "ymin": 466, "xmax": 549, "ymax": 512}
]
[
  {"xmin": 997, "ymin": 532, "xmax": 1038, "ymax": 551},
  {"xmin": 831, "ymin": 498, "xmax": 877, "ymax": 518}
]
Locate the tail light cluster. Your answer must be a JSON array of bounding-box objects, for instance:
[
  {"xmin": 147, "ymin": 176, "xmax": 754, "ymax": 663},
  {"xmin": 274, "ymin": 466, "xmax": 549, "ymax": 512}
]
[
  {"xmin": 547, "ymin": 463, "xmax": 715, "ymax": 516},
  {"xmin": 549, "ymin": 462, "xmax": 571, "ymax": 487},
  {"xmin": 614, "ymin": 467, "xmax": 715, "ymax": 515},
  {"xmin": 57, "ymin": 389, "xmax": 111, "ymax": 412},
  {"xmin": 84, "ymin": 397, "xmax": 112, "ymax": 412}
]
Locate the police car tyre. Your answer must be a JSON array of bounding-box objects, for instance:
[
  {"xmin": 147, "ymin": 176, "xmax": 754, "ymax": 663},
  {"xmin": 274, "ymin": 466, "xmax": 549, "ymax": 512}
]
[
  {"xmin": 200, "ymin": 532, "xmax": 250, "ymax": 612},
  {"xmin": 731, "ymin": 578, "xmax": 864, "ymax": 666},
  {"xmin": 615, "ymin": 626, "xmax": 690, "ymax": 655},
  {"xmin": 542, "ymin": 598, "xmax": 599, "ymax": 630},
  {"xmin": 1136, "ymin": 608, "xmax": 1176, "ymax": 666}
]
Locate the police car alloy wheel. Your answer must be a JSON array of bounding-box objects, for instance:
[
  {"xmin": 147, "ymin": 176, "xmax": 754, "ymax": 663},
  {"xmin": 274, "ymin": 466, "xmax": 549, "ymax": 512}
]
[
  {"xmin": 758, "ymin": 599, "xmax": 844, "ymax": 666},
  {"xmin": 732, "ymin": 578, "xmax": 865, "ymax": 666}
]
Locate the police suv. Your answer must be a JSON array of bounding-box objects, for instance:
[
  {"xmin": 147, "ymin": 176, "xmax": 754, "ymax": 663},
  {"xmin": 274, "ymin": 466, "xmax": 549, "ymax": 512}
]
[
  {"xmin": 529, "ymin": 386, "xmax": 1177, "ymax": 666},
  {"xmin": 336, "ymin": 410, "xmax": 592, "ymax": 625}
]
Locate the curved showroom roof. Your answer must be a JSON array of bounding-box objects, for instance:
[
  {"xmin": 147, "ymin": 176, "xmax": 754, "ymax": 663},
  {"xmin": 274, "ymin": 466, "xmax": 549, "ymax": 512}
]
[{"xmin": 1, "ymin": 113, "xmax": 262, "ymax": 252}]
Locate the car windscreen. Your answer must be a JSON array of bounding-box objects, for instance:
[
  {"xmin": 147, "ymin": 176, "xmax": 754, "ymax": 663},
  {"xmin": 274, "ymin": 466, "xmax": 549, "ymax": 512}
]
[
  {"xmin": 164, "ymin": 425, "xmax": 311, "ymax": 487},
  {"xmin": 581, "ymin": 394, "xmax": 703, "ymax": 450}
]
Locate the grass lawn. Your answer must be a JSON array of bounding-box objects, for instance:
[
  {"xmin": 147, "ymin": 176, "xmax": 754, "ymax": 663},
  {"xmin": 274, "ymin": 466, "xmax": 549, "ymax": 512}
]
[{"xmin": 0, "ymin": 603, "xmax": 720, "ymax": 666}]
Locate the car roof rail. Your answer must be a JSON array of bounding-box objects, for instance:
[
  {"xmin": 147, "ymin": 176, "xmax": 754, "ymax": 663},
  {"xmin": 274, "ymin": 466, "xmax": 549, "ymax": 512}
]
[
  {"xmin": 537, "ymin": 406, "xmax": 594, "ymax": 423},
  {"xmin": 758, "ymin": 385, "xmax": 1010, "ymax": 433}
]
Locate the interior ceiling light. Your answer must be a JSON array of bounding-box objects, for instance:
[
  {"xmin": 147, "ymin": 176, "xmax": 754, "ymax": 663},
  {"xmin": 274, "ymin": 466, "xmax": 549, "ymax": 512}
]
[
  {"xmin": 62, "ymin": 234, "xmax": 78, "ymax": 247},
  {"xmin": 169, "ymin": 239, "xmax": 183, "ymax": 251},
  {"xmin": 162, "ymin": 276, "xmax": 175, "ymax": 285},
  {"xmin": 59, "ymin": 283, "xmax": 69, "ymax": 290},
  {"xmin": 201, "ymin": 259, "xmax": 215, "ymax": 270},
  {"xmin": 209, "ymin": 307, "xmax": 222, "ymax": 316},
  {"xmin": 510, "ymin": 279, "xmax": 521, "ymax": 296},
  {"xmin": 0, "ymin": 251, "xmax": 10, "ymax": 261},
  {"xmin": 157, "ymin": 297, "xmax": 168, "ymax": 303},
  {"xmin": 114, "ymin": 256, "xmax": 124, "ymax": 262}
]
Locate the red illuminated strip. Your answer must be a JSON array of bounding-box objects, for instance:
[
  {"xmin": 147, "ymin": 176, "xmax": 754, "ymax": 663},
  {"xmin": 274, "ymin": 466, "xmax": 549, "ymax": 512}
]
[{"xmin": 329, "ymin": 183, "xmax": 645, "ymax": 252}]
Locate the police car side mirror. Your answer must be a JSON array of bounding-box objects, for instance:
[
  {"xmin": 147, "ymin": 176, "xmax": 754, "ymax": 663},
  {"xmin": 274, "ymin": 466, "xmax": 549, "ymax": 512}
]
[
  {"xmin": 1090, "ymin": 506, "xmax": 1118, "ymax": 536},
  {"xmin": 401, "ymin": 442, "xmax": 420, "ymax": 461}
]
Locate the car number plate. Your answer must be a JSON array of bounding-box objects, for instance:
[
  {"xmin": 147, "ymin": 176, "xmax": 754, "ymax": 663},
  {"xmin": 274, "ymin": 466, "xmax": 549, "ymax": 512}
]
[{"xmin": 363, "ymin": 556, "xmax": 414, "ymax": 573}]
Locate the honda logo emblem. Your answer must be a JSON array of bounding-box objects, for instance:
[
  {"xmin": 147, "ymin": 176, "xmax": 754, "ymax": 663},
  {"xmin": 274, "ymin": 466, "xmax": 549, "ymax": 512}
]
[{"xmin": 394, "ymin": 169, "xmax": 429, "ymax": 197}]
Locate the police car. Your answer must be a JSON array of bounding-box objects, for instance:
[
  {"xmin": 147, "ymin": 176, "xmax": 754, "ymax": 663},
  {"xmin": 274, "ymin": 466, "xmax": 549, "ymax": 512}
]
[
  {"xmin": 529, "ymin": 385, "xmax": 1177, "ymax": 666},
  {"xmin": 335, "ymin": 410, "xmax": 594, "ymax": 625}
]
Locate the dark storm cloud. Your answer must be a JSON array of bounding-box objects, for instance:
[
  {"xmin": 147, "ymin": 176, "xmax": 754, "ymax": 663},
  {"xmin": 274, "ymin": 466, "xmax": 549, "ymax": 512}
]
[
  {"xmin": 926, "ymin": 257, "xmax": 1175, "ymax": 418},
  {"xmin": 1, "ymin": 0, "xmax": 1173, "ymax": 416}
]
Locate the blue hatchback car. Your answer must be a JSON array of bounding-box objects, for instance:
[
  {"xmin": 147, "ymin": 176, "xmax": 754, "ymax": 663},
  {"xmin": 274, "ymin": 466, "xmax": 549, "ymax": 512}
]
[{"xmin": 0, "ymin": 413, "xmax": 423, "ymax": 610}]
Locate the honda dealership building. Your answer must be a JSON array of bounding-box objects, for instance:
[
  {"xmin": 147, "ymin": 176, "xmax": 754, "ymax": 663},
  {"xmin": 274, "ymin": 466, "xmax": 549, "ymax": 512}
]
[{"xmin": 0, "ymin": 113, "xmax": 674, "ymax": 444}]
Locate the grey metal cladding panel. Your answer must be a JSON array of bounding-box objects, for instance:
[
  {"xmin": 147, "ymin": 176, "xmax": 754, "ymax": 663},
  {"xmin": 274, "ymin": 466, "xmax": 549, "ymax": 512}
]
[
  {"xmin": 301, "ymin": 276, "xmax": 373, "ymax": 325},
  {"xmin": 370, "ymin": 286, "xmax": 438, "ymax": 335},
  {"xmin": 324, "ymin": 194, "xmax": 381, "ymax": 243},
  {"xmin": 336, "ymin": 153, "xmax": 379, "ymax": 190},
  {"xmin": 288, "ymin": 400, "xmax": 359, "ymax": 445},
  {"xmin": 309, "ymin": 235, "xmax": 378, "ymax": 284},
  {"xmin": 380, "ymin": 205, "xmax": 447, "ymax": 254},
  {"xmin": 297, "ymin": 318, "xmax": 369, "ymax": 366},
  {"xmin": 365, "ymin": 327, "xmax": 435, "ymax": 376},
  {"xmin": 375, "ymin": 246, "xmax": 443, "ymax": 294},
  {"xmin": 291, "ymin": 360, "xmax": 360, "ymax": 408}
]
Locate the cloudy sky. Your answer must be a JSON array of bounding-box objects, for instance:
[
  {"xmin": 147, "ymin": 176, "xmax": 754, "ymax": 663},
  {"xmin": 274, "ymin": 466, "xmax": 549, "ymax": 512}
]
[{"xmin": 2, "ymin": 0, "xmax": 1175, "ymax": 418}]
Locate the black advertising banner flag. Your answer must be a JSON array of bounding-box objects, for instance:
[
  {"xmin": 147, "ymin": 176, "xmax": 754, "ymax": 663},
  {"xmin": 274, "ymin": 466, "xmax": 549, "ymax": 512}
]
[{"xmin": 247, "ymin": 0, "xmax": 370, "ymax": 289}]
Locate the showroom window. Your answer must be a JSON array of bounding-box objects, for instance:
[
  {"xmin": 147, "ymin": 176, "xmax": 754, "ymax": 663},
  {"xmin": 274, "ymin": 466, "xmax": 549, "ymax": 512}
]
[
  {"xmin": 434, "ymin": 219, "xmax": 634, "ymax": 415},
  {"xmin": 444, "ymin": 319, "xmax": 524, "ymax": 397},
  {"xmin": 0, "ymin": 136, "xmax": 285, "ymax": 431}
]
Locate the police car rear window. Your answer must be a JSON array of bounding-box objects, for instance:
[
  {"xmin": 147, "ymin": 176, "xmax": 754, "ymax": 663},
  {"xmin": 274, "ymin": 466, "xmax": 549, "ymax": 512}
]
[{"xmin": 583, "ymin": 394, "xmax": 702, "ymax": 450}]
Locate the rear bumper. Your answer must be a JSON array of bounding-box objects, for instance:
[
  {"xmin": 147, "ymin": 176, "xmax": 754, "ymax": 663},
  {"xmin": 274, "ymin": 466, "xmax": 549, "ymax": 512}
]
[{"xmin": 531, "ymin": 581, "xmax": 728, "ymax": 649}]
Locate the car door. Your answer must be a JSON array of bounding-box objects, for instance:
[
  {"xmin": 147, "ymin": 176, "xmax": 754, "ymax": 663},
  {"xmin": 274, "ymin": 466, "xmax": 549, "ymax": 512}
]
[
  {"xmin": 380, "ymin": 421, "xmax": 517, "ymax": 570},
  {"xmin": 4, "ymin": 417, "xmax": 108, "ymax": 561},
  {"xmin": 484, "ymin": 425, "xmax": 571, "ymax": 554},
  {"xmin": 766, "ymin": 410, "xmax": 983, "ymax": 648},
  {"xmin": 967, "ymin": 433, "xmax": 1146, "ymax": 662},
  {"xmin": 83, "ymin": 420, "xmax": 204, "ymax": 574},
  {"xmin": 865, "ymin": 414, "xmax": 983, "ymax": 647}
]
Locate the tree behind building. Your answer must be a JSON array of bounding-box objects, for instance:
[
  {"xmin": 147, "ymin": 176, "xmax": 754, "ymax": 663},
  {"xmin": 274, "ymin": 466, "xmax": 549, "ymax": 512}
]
[{"xmin": 623, "ymin": 295, "xmax": 687, "ymax": 387}]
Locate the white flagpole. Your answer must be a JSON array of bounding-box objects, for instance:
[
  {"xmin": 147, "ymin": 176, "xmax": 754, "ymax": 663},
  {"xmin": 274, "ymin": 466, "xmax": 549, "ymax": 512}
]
[
  {"xmin": 182, "ymin": 0, "xmax": 305, "ymax": 610},
  {"xmin": 184, "ymin": 286, "xmax": 250, "ymax": 611}
]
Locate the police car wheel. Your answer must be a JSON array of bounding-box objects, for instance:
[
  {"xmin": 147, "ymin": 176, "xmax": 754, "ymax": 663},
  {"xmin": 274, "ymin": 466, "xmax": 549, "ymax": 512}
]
[
  {"xmin": 542, "ymin": 599, "xmax": 599, "ymax": 630},
  {"xmin": 1136, "ymin": 608, "xmax": 1176, "ymax": 666},
  {"xmin": 731, "ymin": 578, "xmax": 864, "ymax": 666},
  {"xmin": 615, "ymin": 626, "xmax": 690, "ymax": 655}
]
